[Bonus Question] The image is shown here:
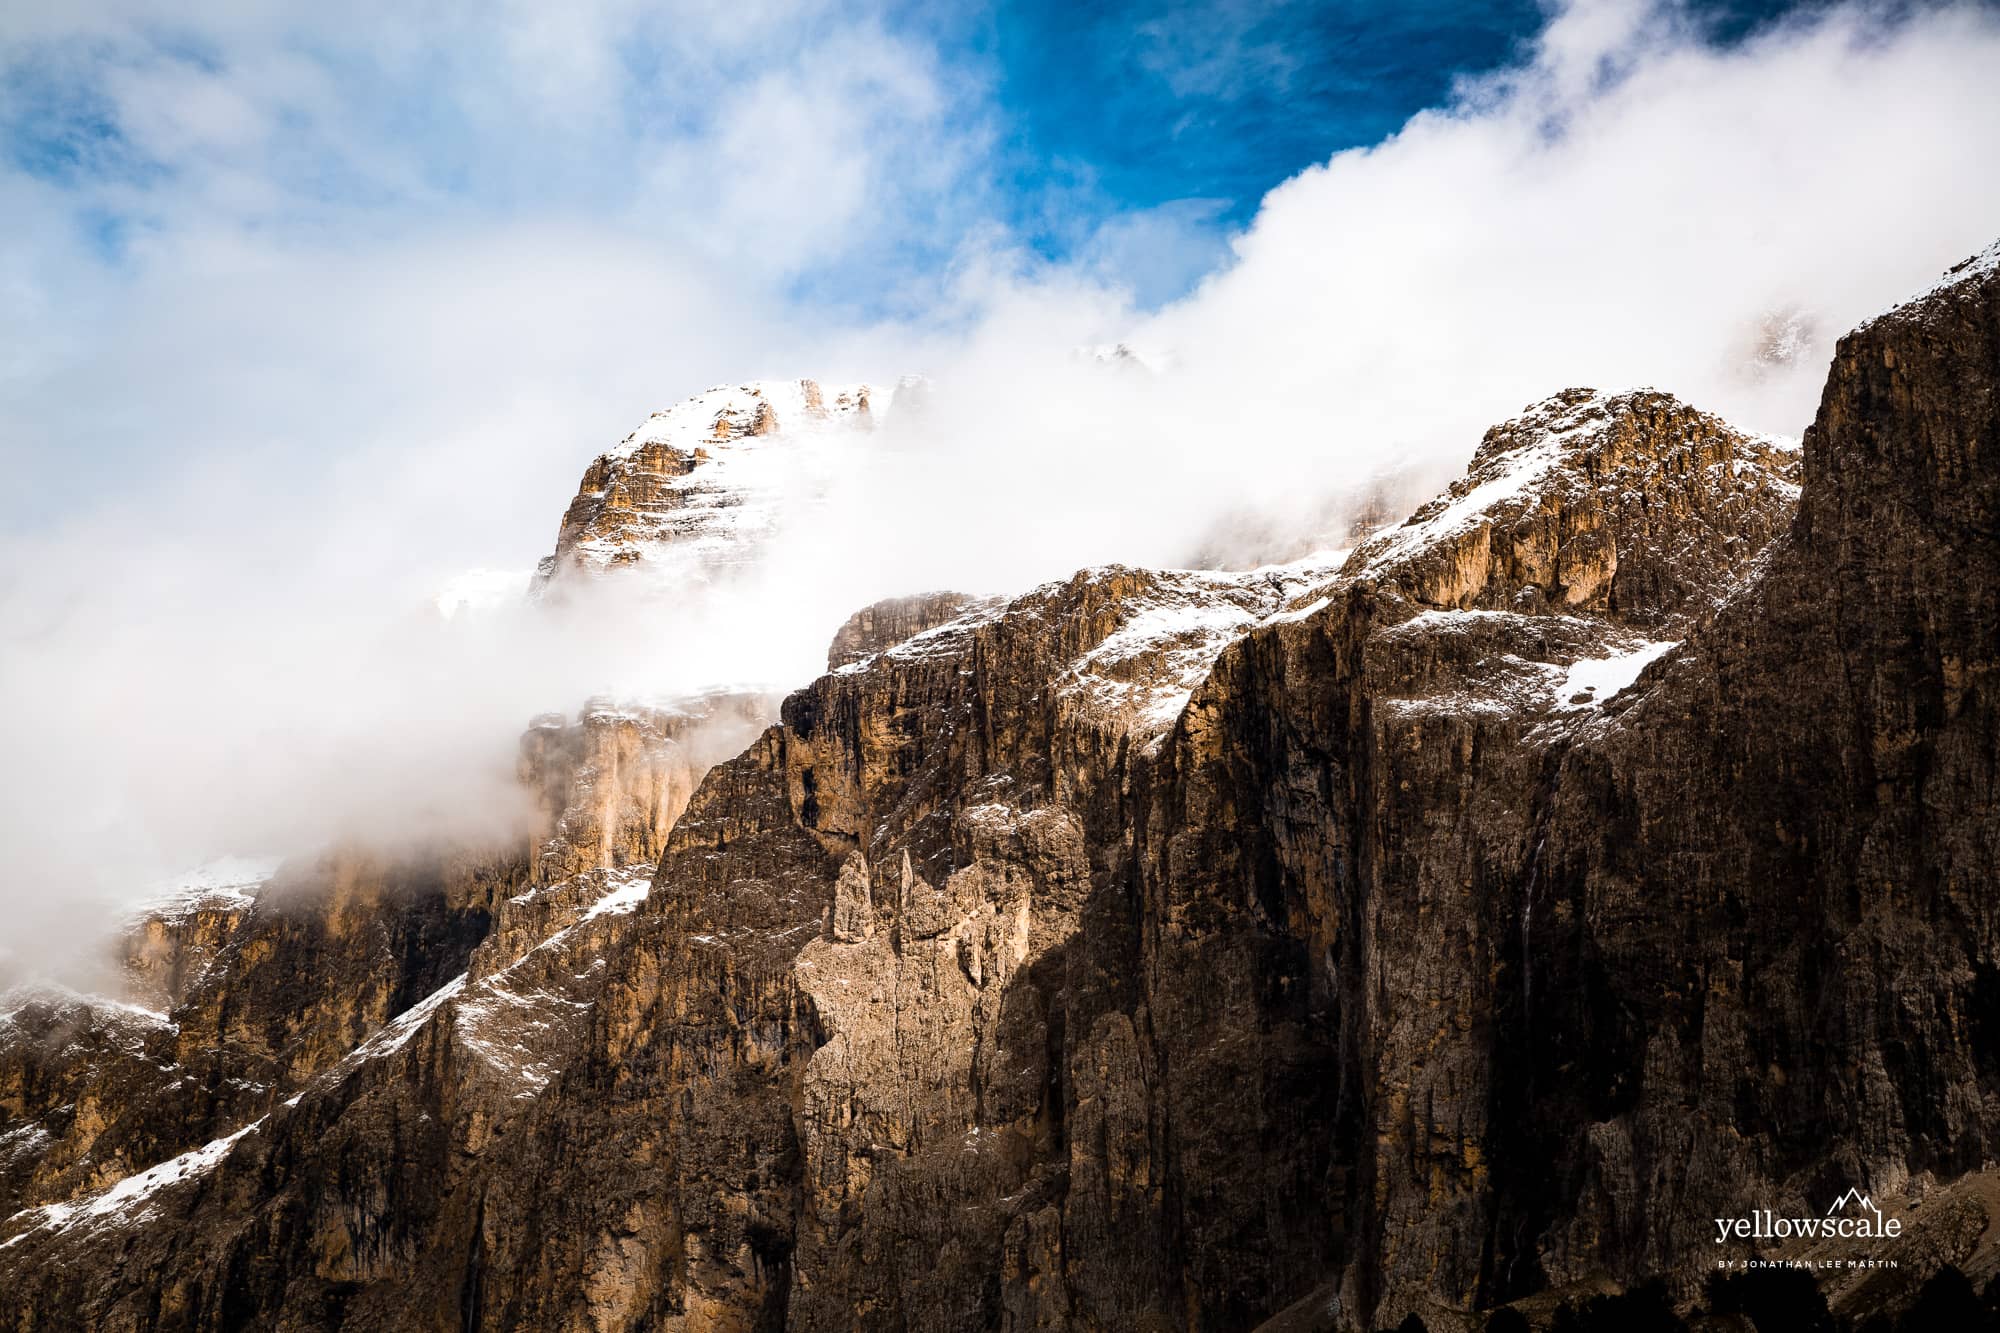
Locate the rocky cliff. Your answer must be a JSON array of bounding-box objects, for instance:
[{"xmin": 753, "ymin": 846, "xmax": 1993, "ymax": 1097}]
[{"xmin": 2, "ymin": 245, "xmax": 1998, "ymax": 1331}]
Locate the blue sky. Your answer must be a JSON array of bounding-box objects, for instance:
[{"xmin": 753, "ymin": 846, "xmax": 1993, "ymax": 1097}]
[
  {"xmin": 989, "ymin": 1, "xmax": 1820, "ymax": 231},
  {"xmin": 994, "ymin": 0, "xmax": 1546, "ymax": 224}
]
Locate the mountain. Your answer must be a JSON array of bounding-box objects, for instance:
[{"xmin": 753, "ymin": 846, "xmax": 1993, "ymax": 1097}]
[
  {"xmin": 2, "ymin": 242, "xmax": 1998, "ymax": 1330},
  {"xmin": 535, "ymin": 378, "xmax": 884, "ymax": 590}
]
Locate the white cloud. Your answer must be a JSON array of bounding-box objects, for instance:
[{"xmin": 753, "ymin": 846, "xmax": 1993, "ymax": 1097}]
[
  {"xmin": 1137, "ymin": 0, "xmax": 2000, "ymax": 474},
  {"xmin": 636, "ymin": 21, "xmax": 985, "ymax": 274}
]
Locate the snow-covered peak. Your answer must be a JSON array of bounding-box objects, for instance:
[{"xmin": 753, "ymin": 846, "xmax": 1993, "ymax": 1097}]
[
  {"xmin": 0, "ymin": 981, "xmax": 173, "ymax": 1031},
  {"xmin": 610, "ymin": 379, "xmax": 882, "ymax": 460},
  {"xmin": 540, "ymin": 378, "xmax": 889, "ymax": 587},
  {"xmin": 1346, "ymin": 385, "xmax": 1787, "ymax": 583},
  {"xmin": 1337, "ymin": 384, "xmax": 1802, "ymax": 635},
  {"xmin": 1937, "ymin": 238, "xmax": 2000, "ymax": 293}
]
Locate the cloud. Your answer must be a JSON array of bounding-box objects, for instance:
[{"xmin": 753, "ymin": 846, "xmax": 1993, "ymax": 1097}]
[
  {"xmin": 1070, "ymin": 197, "xmax": 1236, "ymax": 308},
  {"xmin": 2, "ymin": 0, "xmax": 1999, "ymax": 986},
  {"xmin": 1136, "ymin": 0, "xmax": 2000, "ymax": 476},
  {"xmin": 635, "ymin": 21, "xmax": 990, "ymax": 276}
]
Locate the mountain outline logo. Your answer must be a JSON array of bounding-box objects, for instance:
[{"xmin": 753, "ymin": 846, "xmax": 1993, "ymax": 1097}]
[{"xmin": 1825, "ymin": 1188, "xmax": 1882, "ymax": 1218}]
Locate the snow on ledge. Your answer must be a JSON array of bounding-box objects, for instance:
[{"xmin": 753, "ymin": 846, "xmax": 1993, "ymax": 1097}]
[
  {"xmin": 349, "ymin": 974, "xmax": 469, "ymax": 1062},
  {"xmin": 581, "ymin": 863, "xmax": 655, "ymax": 921},
  {"xmin": 2, "ymin": 1118, "xmax": 265, "ymax": 1245}
]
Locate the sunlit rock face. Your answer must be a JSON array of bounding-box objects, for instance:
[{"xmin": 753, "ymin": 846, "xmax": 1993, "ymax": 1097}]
[
  {"xmin": 535, "ymin": 378, "xmax": 884, "ymax": 592},
  {"xmin": 4, "ymin": 245, "xmax": 2000, "ymax": 1333}
]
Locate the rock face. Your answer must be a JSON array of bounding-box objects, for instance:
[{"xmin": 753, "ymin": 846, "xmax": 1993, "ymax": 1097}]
[
  {"xmin": 521, "ymin": 692, "xmax": 777, "ymax": 886},
  {"xmin": 1346, "ymin": 386, "xmax": 1799, "ymax": 624},
  {"xmin": 1521, "ymin": 244, "xmax": 2000, "ymax": 1306},
  {"xmin": 3, "ymin": 244, "xmax": 1999, "ymax": 1332},
  {"xmin": 824, "ymin": 593, "xmax": 1003, "ymax": 671}
]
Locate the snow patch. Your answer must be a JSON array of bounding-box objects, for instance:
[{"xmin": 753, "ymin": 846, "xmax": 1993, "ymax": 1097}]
[
  {"xmin": 452, "ymin": 984, "xmax": 586, "ymax": 1097},
  {"xmin": 450, "ymin": 866, "xmax": 649, "ymax": 1095},
  {"xmin": 580, "ymin": 863, "xmax": 655, "ymax": 921},
  {"xmin": 874, "ymin": 602, "xmax": 1009, "ymax": 666},
  {"xmin": 1052, "ymin": 555, "xmax": 1346, "ymax": 750},
  {"xmin": 1556, "ymin": 640, "xmax": 1680, "ymax": 708}
]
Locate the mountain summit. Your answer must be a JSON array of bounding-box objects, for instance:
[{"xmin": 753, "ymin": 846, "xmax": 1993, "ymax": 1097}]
[{"xmin": 537, "ymin": 378, "xmax": 884, "ymax": 589}]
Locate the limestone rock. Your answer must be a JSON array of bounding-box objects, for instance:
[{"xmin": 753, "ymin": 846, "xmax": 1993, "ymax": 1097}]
[
  {"xmin": 828, "ymin": 853, "xmax": 875, "ymax": 942},
  {"xmin": 825, "ymin": 592, "xmax": 1003, "ymax": 671}
]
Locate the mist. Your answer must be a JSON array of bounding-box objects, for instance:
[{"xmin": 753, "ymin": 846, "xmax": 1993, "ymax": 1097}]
[{"xmin": 4, "ymin": 0, "xmax": 1999, "ymax": 986}]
